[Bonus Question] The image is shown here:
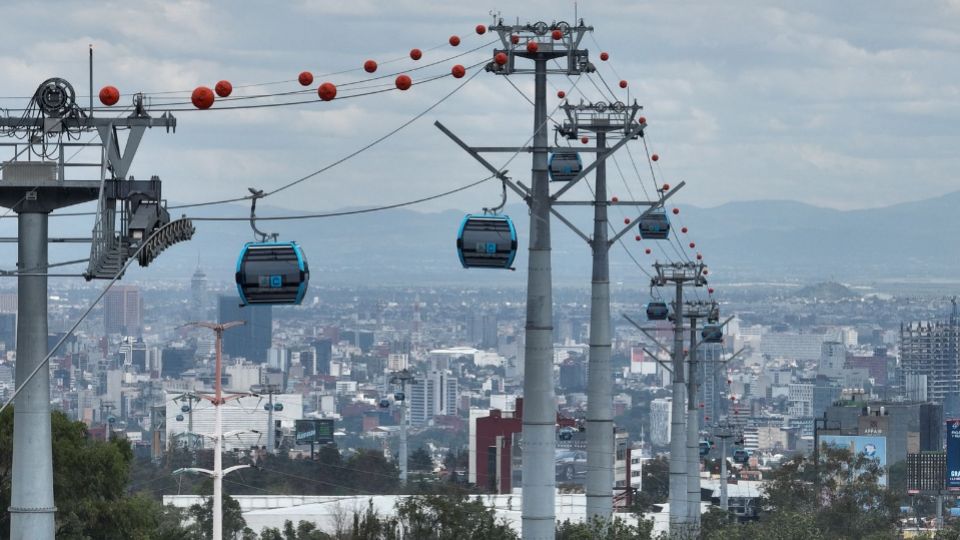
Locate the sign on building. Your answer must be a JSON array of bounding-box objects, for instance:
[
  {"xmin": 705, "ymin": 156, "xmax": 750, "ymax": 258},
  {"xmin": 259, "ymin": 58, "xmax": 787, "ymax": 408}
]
[
  {"xmin": 947, "ymin": 419, "xmax": 960, "ymax": 490},
  {"xmin": 820, "ymin": 435, "xmax": 888, "ymax": 486},
  {"xmin": 295, "ymin": 419, "xmax": 334, "ymax": 445}
]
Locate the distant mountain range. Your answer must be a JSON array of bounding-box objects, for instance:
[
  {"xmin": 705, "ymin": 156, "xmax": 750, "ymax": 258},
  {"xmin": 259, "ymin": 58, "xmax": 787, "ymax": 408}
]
[{"xmin": 7, "ymin": 191, "xmax": 960, "ymax": 289}]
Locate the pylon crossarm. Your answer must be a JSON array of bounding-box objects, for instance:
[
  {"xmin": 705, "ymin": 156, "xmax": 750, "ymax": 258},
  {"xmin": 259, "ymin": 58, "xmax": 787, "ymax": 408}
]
[
  {"xmin": 642, "ymin": 347, "xmax": 673, "ymax": 373},
  {"xmin": 550, "ymin": 124, "xmax": 641, "ymax": 202},
  {"xmin": 550, "ymin": 206, "xmax": 590, "ymax": 244},
  {"xmin": 434, "ymin": 121, "xmax": 529, "ymax": 201},
  {"xmin": 622, "ymin": 313, "xmax": 672, "ymax": 356}
]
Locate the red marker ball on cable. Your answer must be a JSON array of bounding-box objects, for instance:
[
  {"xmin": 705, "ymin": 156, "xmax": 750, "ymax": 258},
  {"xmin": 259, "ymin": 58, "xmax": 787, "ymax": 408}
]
[
  {"xmin": 476, "ymin": 24, "xmax": 487, "ymax": 35},
  {"xmin": 99, "ymin": 86, "xmax": 119, "ymax": 106},
  {"xmin": 495, "ymin": 52, "xmax": 508, "ymax": 65},
  {"xmin": 662, "ymin": 183, "xmax": 670, "ymax": 191},
  {"xmin": 298, "ymin": 71, "xmax": 314, "ymax": 86},
  {"xmin": 552, "ymin": 29, "xmax": 562, "ymax": 40},
  {"xmin": 191, "ymin": 86, "xmax": 214, "ymax": 109},
  {"xmin": 215, "ymin": 80, "xmax": 232, "ymax": 97},
  {"xmin": 317, "ymin": 82, "xmax": 337, "ymax": 101},
  {"xmin": 410, "ymin": 48, "xmax": 422, "ymax": 60},
  {"xmin": 364, "ymin": 60, "xmax": 378, "ymax": 73},
  {"xmin": 600, "ymin": 52, "xmax": 609, "ymax": 61},
  {"xmin": 619, "ymin": 80, "xmax": 628, "ymax": 89},
  {"xmin": 395, "ymin": 75, "xmax": 412, "ymax": 90},
  {"xmin": 672, "ymin": 208, "xmax": 680, "ymax": 215},
  {"xmin": 449, "ymin": 35, "xmax": 461, "ymax": 47},
  {"xmin": 557, "ymin": 90, "xmax": 566, "ymax": 98},
  {"xmin": 511, "ymin": 34, "xmax": 520, "ymax": 45},
  {"xmin": 451, "ymin": 64, "xmax": 466, "ymax": 78},
  {"xmin": 527, "ymin": 41, "xmax": 539, "ymax": 53},
  {"xmin": 651, "ymin": 153, "xmax": 659, "ymax": 162}
]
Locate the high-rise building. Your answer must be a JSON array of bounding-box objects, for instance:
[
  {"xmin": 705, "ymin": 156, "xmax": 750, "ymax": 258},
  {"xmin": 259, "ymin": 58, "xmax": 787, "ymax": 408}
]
[
  {"xmin": 218, "ymin": 295, "xmax": 272, "ymax": 363},
  {"xmin": 190, "ymin": 266, "xmax": 208, "ymax": 321},
  {"xmin": 104, "ymin": 285, "xmax": 142, "ymax": 336},
  {"xmin": 900, "ymin": 301, "xmax": 960, "ymax": 407},
  {"xmin": 0, "ymin": 312, "xmax": 15, "ymax": 349},
  {"xmin": 408, "ymin": 370, "xmax": 459, "ymax": 426},
  {"xmin": 818, "ymin": 341, "xmax": 847, "ymax": 379},
  {"xmin": 650, "ymin": 398, "xmax": 672, "ymax": 447},
  {"xmin": 161, "ymin": 347, "xmax": 195, "ymax": 378}
]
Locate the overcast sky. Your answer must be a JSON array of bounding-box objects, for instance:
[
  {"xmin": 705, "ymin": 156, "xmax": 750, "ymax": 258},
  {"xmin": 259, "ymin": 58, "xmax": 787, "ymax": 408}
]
[{"xmin": 1, "ymin": 0, "xmax": 959, "ymax": 215}]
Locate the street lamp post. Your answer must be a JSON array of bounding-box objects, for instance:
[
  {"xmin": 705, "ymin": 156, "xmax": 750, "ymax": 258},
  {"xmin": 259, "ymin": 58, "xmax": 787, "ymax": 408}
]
[{"xmin": 174, "ymin": 321, "xmax": 248, "ymax": 540}]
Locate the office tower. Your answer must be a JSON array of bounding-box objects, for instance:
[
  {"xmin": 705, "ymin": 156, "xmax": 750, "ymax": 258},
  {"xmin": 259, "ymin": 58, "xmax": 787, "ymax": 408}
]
[
  {"xmin": 218, "ymin": 295, "xmax": 272, "ymax": 363},
  {"xmin": 818, "ymin": 341, "xmax": 847, "ymax": 379},
  {"xmin": 0, "ymin": 312, "xmax": 15, "ymax": 349},
  {"xmin": 190, "ymin": 266, "xmax": 208, "ymax": 321},
  {"xmin": 650, "ymin": 398, "xmax": 672, "ymax": 447},
  {"xmin": 901, "ymin": 301, "xmax": 960, "ymax": 406},
  {"xmin": 104, "ymin": 285, "xmax": 142, "ymax": 336},
  {"xmin": 161, "ymin": 347, "xmax": 195, "ymax": 378},
  {"xmin": 408, "ymin": 370, "xmax": 459, "ymax": 427}
]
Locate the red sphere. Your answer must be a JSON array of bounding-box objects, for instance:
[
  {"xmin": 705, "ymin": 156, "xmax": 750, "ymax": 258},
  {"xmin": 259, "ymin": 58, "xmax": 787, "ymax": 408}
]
[
  {"xmin": 703, "ymin": 269, "xmax": 709, "ymax": 275},
  {"xmin": 600, "ymin": 52, "xmax": 609, "ymax": 61},
  {"xmin": 726, "ymin": 379, "xmax": 732, "ymax": 385},
  {"xmin": 495, "ymin": 52, "xmax": 508, "ymax": 65},
  {"xmin": 681, "ymin": 226, "xmax": 688, "ymax": 234},
  {"xmin": 705, "ymin": 416, "xmax": 711, "ymax": 421},
  {"xmin": 611, "ymin": 196, "xmax": 619, "ymax": 203},
  {"xmin": 298, "ymin": 71, "xmax": 314, "ymax": 86},
  {"xmin": 451, "ymin": 64, "xmax": 466, "ymax": 78},
  {"xmin": 364, "ymin": 60, "xmax": 378, "ymax": 73},
  {"xmin": 557, "ymin": 90, "xmax": 566, "ymax": 98},
  {"xmin": 645, "ymin": 248, "xmax": 652, "ymax": 254},
  {"xmin": 98, "ymin": 86, "xmax": 119, "ymax": 106},
  {"xmin": 395, "ymin": 74, "xmax": 412, "ymax": 91},
  {"xmin": 672, "ymin": 208, "xmax": 680, "ymax": 215},
  {"xmin": 711, "ymin": 289, "xmax": 717, "ymax": 295},
  {"xmin": 191, "ymin": 86, "xmax": 214, "ymax": 109},
  {"xmin": 696, "ymin": 253, "xmax": 703, "ymax": 260},
  {"xmin": 581, "ymin": 136, "xmax": 589, "ymax": 144},
  {"xmin": 624, "ymin": 218, "xmax": 631, "ymax": 225},
  {"xmin": 638, "ymin": 116, "xmax": 647, "ymax": 124},
  {"xmin": 410, "ymin": 48, "xmax": 423, "ymax": 60},
  {"xmin": 699, "ymin": 403, "xmax": 705, "ymax": 408},
  {"xmin": 619, "ymin": 80, "xmax": 628, "ymax": 89},
  {"xmin": 510, "ymin": 34, "xmax": 520, "ymax": 45},
  {"xmin": 317, "ymin": 82, "xmax": 337, "ymax": 101},
  {"xmin": 689, "ymin": 242, "xmax": 696, "ymax": 249},
  {"xmin": 662, "ymin": 183, "xmax": 670, "ymax": 191},
  {"xmin": 651, "ymin": 153, "xmax": 660, "ymax": 162},
  {"xmin": 476, "ymin": 24, "xmax": 487, "ymax": 35},
  {"xmin": 635, "ymin": 235, "xmax": 641, "ymax": 241},
  {"xmin": 215, "ymin": 80, "xmax": 232, "ymax": 98},
  {"xmin": 552, "ymin": 29, "xmax": 562, "ymax": 40},
  {"xmin": 526, "ymin": 40, "xmax": 539, "ymax": 53},
  {"xmin": 449, "ymin": 35, "xmax": 461, "ymax": 47}
]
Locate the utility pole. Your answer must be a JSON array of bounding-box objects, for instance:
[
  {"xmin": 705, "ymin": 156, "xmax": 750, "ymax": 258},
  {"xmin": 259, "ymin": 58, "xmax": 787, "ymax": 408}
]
[
  {"xmin": 177, "ymin": 321, "xmax": 248, "ymax": 540},
  {"xmin": 651, "ymin": 262, "xmax": 706, "ymax": 537},
  {"xmin": 0, "ymin": 77, "xmax": 180, "ymax": 540},
  {"xmin": 390, "ymin": 369, "xmax": 416, "ymax": 484},
  {"xmin": 252, "ymin": 383, "xmax": 281, "ymax": 454}
]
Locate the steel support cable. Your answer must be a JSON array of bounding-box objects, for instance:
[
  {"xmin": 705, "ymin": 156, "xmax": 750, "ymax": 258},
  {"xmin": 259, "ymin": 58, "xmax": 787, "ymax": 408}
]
[
  {"xmin": 0, "ymin": 218, "xmax": 198, "ymax": 415},
  {"xmin": 264, "ymin": 66, "xmax": 483, "ymax": 198},
  {"xmin": 150, "ymin": 40, "xmax": 495, "ymax": 103},
  {"xmin": 52, "ymin": 65, "xmax": 486, "ymax": 216},
  {"xmin": 0, "ymin": 38, "xmax": 485, "ymax": 101}
]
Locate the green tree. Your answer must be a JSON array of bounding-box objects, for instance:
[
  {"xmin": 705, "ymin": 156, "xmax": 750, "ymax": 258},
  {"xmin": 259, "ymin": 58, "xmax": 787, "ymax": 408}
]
[
  {"xmin": 394, "ymin": 493, "xmax": 517, "ymax": 539},
  {"xmin": 701, "ymin": 444, "xmax": 899, "ymax": 540},
  {"xmin": 184, "ymin": 493, "xmax": 251, "ymax": 539},
  {"xmin": 631, "ymin": 456, "xmax": 669, "ymax": 512},
  {"xmin": 556, "ymin": 516, "xmax": 656, "ymax": 539},
  {"xmin": 0, "ymin": 408, "xmax": 188, "ymax": 538},
  {"xmin": 408, "ymin": 446, "xmax": 433, "ymax": 472}
]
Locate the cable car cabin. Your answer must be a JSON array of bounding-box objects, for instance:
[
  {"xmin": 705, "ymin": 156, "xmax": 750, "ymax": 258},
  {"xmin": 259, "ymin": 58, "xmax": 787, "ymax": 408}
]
[
  {"xmin": 699, "ymin": 440, "xmax": 711, "ymax": 457},
  {"xmin": 701, "ymin": 324, "xmax": 723, "ymax": 343},
  {"xmin": 235, "ymin": 242, "xmax": 309, "ymax": 305},
  {"xmin": 733, "ymin": 448, "xmax": 749, "ymax": 464},
  {"xmin": 548, "ymin": 150, "xmax": 583, "ymax": 182},
  {"xmin": 456, "ymin": 214, "xmax": 517, "ymax": 269},
  {"xmin": 638, "ymin": 209, "xmax": 671, "ymax": 240},
  {"xmin": 646, "ymin": 302, "xmax": 669, "ymax": 321}
]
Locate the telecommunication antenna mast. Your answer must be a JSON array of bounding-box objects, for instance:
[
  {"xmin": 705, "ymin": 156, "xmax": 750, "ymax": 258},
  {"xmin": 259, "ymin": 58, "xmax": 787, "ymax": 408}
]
[{"xmin": 0, "ymin": 77, "xmax": 185, "ymax": 540}]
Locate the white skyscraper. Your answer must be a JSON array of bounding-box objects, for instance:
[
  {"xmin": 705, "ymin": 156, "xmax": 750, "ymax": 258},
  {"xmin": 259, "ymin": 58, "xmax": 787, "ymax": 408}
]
[{"xmin": 650, "ymin": 397, "xmax": 672, "ymax": 447}]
